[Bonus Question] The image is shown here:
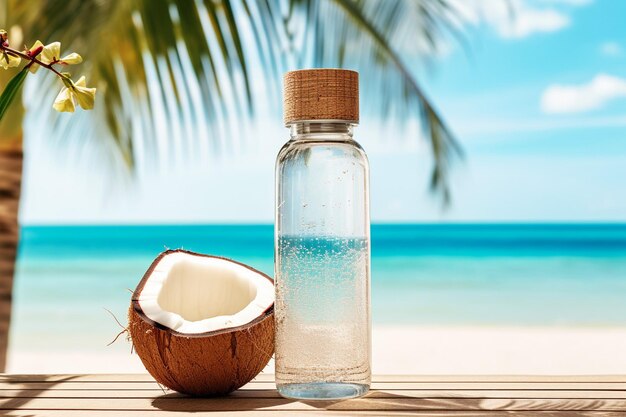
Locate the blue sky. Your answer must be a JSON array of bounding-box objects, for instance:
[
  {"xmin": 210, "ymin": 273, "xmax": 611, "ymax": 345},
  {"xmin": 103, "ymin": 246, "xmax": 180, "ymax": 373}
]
[{"xmin": 20, "ymin": 0, "xmax": 626, "ymax": 224}]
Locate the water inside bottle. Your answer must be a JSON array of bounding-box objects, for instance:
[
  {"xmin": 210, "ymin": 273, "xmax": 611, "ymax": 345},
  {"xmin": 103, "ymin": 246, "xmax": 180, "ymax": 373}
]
[{"xmin": 275, "ymin": 235, "xmax": 370, "ymax": 399}]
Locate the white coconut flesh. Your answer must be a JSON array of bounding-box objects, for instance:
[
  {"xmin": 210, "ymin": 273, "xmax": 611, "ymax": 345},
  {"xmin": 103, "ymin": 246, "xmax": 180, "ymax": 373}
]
[{"xmin": 137, "ymin": 252, "xmax": 274, "ymax": 334}]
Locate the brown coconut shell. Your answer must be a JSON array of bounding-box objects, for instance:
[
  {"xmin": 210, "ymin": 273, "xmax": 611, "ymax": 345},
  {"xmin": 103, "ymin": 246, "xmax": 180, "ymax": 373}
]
[{"xmin": 129, "ymin": 250, "xmax": 274, "ymax": 396}]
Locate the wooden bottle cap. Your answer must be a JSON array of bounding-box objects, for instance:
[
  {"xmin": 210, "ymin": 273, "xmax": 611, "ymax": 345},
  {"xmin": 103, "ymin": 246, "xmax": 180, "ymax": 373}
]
[{"xmin": 283, "ymin": 69, "xmax": 359, "ymax": 125}]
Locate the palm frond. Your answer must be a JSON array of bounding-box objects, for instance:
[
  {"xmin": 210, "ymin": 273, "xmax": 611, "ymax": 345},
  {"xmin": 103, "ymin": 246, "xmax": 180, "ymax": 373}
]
[
  {"xmin": 9, "ymin": 0, "xmax": 254, "ymax": 166},
  {"xmin": 284, "ymin": 0, "xmax": 464, "ymax": 204},
  {"xmin": 7, "ymin": 0, "xmax": 464, "ymax": 205}
]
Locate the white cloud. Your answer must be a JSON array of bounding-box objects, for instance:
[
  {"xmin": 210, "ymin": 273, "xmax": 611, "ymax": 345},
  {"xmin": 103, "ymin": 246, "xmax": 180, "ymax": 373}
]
[
  {"xmin": 452, "ymin": 0, "xmax": 590, "ymax": 39},
  {"xmin": 540, "ymin": 74, "xmax": 626, "ymax": 114},
  {"xmin": 504, "ymin": 5, "xmax": 569, "ymax": 38},
  {"xmin": 600, "ymin": 42, "xmax": 622, "ymax": 57}
]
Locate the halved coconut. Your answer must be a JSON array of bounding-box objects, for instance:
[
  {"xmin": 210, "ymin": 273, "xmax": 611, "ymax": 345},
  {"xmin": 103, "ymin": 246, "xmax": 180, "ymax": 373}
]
[{"xmin": 129, "ymin": 249, "xmax": 274, "ymax": 396}]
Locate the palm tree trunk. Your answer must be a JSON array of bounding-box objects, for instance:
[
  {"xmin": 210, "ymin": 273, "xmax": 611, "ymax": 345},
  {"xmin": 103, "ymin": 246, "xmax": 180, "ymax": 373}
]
[
  {"xmin": 0, "ymin": 144, "xmax": 21, "ymax": 371},
  {"xmin": 0, "ymin": 60, "xmax": 25, "ymax": 371}
]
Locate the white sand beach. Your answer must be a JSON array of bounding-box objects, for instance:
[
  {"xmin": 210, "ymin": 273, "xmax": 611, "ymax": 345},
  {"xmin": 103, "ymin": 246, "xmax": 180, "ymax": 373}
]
[{"xmin": 8, "ymin": 325, "xmax": 626, "ymax": 375}]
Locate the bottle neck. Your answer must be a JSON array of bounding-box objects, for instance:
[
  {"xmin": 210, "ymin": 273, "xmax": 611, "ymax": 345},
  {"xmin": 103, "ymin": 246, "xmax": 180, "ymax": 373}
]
[{"xmin": 289, "ymin": 121, "xmax": 355, "ymax": 141}]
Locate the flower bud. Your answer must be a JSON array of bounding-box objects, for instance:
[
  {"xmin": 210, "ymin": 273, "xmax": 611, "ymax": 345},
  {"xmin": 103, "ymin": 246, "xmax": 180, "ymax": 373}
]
[{"xmin": 29, "ymin": 45, "xmax": 44, "ymax": 57}]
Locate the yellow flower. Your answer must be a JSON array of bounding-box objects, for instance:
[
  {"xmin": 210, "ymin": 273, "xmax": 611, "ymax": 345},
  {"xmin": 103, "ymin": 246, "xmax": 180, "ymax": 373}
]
[
  {"xmin": 39, "ymin": 41, "xmax": 60, "ymax": 65},
  {"xmin": 59, "ymin": 53, "xmax": 82, "ymax": 65},
  {"xmin": 72, "ymin": 76, "xmax": 96, "ymax": 109},
  {"xmin": 53, "ymin": 76, "xmax": 96, "ymax": 113},
  {"xmin": 40, "ymin": 41, "xmax": 82, "ymax": 65},
  {"xmin": 53, "ymin": 85, "xmax": 75, "ymax": 112},
  {"xmin": 30, "ymin": 41, "xmax": 83, "ymax": 73},
  {"xmin": 0, "ymin": 51, "xmax": 20, "ymax": 69}
]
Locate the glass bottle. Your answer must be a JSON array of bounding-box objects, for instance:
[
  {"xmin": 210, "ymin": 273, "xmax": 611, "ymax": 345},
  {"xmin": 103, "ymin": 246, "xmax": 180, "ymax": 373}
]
[{"xmin": 275, "ymin": 69, "xmax": 371, "ymax": 400}]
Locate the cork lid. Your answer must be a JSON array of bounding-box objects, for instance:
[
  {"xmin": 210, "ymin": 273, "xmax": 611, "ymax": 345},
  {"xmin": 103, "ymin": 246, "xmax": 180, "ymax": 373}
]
[{"xmin": 283, "ymin": 69, "xmax": 359, "ymax": 125}]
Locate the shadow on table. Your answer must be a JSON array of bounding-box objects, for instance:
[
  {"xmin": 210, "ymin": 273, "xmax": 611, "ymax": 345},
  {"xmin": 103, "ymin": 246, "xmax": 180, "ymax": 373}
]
[
  {"xmin": 152, "ymin": 390, "xmax": 626, "ymax": 414},
  {"xmin": 0, "ymin": 374, "xmax": 78, "ymax": 416},
  {"xmin": 151, "ymin": 390, "xmax": 450, "ymax": 413},
  {"xmin": 152, "ymin": 391, "xmax": 295, "ymax": 412}
]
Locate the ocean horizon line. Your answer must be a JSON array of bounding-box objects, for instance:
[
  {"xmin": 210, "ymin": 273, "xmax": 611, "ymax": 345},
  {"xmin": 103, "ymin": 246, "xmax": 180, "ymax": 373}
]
[{"xmin": 20, "ymin": 222, "xmax": 626, "ymax": 229}]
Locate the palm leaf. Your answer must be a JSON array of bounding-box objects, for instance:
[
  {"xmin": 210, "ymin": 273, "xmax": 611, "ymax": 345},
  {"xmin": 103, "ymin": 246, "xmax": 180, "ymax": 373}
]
[
  {"xmin": 0, "ymin": 66, "xmax": 28, "ymax": 121},
  {"xmin": 285, "ymin": 0, "xmax": 464, "ymax": 204},
  {"xmin": 7, "ymin": 0, "xmax": 464, "ymax": 204}
]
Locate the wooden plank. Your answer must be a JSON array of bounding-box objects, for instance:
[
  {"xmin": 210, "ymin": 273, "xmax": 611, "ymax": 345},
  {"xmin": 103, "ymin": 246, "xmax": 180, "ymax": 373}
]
[
  {"xmin": 0, "ymin": 382, "xmax": 167, "ymax": 390},
  {"xmin": 368, "ymin": 375, "xmax": 626, "ymax": 383},
  {"xmin": 3, "ymin": 374, "xmax": 626, "ymax": 383},
  {"xmin": 0, "ymin": 389, "xmax": 625, "ymax": 399},
  {"xmin": 0, "ymin": 374, "xmax": 248, "ymax": 382},
  {"xmin": 1, "ymin": 374, "xmax": 625, "ymax": 415},
  {"xmin": 2, "ymin": 410, "xmax": 622, "ymax": 417},
  {"xmin": 2, "ymin": 381, "xmax": 626, "ymax": 392},
  {"xmin": 1, "ymin": 397, "xmax": 626, "ymax": 412}
]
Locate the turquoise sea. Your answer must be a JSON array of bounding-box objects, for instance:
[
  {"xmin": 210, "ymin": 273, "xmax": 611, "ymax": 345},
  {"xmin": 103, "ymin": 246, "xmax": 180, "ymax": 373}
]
[{"xmin": 10, "ymin": 224, "xmax": 626, "ymax": 352}]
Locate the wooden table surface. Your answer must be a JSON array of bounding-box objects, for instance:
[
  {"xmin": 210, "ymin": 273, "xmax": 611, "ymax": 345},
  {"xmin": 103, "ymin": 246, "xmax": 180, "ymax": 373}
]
[{"xmin": 1, "ymin": 373, "xmax": 625, "ymax": 416}]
